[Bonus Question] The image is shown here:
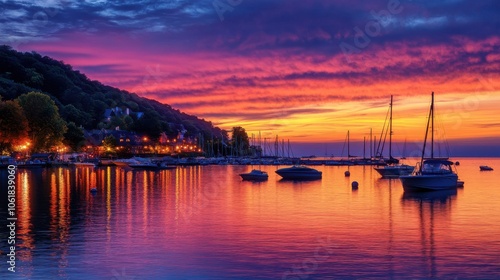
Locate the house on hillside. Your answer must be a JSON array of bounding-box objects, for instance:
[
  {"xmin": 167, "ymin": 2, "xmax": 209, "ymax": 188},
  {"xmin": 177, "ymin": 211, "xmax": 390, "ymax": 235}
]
[{"xmin": 103, "ymin": 107, "xmax": 144, "ymax": 122}]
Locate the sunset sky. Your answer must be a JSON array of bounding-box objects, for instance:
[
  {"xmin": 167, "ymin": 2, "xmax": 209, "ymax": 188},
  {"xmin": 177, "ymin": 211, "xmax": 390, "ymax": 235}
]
[{"xmin": 1, "ymin": 0, "xmax": 499, "ymax": 156}]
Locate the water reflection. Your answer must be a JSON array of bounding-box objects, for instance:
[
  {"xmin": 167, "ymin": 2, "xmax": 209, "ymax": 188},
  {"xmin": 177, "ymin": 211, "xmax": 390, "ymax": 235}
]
[
  {"xmin": 401, "ymin": 189, "xmax": 457, "ymax": 279},
  {"xmin": 1, "ymin": 160, "xmax": 500, "ymax": 279}
]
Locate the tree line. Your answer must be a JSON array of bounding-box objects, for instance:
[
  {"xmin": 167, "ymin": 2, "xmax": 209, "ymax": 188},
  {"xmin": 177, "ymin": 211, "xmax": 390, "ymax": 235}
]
[{"xmin": 0, "ymin": 45, "xmax": 227, "ymax": 151}]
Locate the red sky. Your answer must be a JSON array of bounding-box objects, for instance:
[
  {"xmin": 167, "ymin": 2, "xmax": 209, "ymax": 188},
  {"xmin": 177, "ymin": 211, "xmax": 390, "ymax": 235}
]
[{"xmin": 2, "ymin": 0, "xmax": 499, "ymax": 155}]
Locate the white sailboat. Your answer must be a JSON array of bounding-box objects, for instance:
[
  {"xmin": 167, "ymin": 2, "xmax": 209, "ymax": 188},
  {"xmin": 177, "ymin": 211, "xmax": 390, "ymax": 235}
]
[
  {"xmin": 374, "ymin": 95, "xmax": 414, "ymax": 178},
  {"xmin": 399, "ymin": 92, "xmax": 459, "ymax": 191}
]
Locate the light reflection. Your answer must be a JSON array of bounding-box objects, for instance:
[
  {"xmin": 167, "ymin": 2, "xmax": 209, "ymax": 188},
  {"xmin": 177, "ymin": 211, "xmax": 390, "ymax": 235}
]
[
  {"xmin": 18, "ymin": 171, "xmax": 33, "ymax": 269},
  {"xmin": 3, "ymin": 159, "xmax": 500, "ymax": 279},
  {"xmin": 401, "ymin": 189, "xmax": 457, "ymax": 278}
]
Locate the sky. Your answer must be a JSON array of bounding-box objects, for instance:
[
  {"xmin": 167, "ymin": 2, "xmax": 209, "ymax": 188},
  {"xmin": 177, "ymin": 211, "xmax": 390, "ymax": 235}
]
[{"xmin": 1, "ymin": 0, "xmax": 499, "ymax": 156}]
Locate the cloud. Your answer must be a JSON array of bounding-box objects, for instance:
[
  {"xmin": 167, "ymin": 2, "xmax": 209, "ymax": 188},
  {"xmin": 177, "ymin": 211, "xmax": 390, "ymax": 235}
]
[{"xmin": 1, "ymin": 0, "xmax": 499, "ymax": 144}]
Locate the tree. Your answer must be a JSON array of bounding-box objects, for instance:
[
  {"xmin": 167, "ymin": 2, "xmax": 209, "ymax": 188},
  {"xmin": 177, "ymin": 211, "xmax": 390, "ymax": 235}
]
[
  {"xmin": 102, "ymin": 135, "xmax": 117, "ymax": 153},
  {"xmin": 62, "ymin": 104, "xmax": 92, "ymax": 127},
  {"xmin": 63, "ymin": 122, "xmax": 85, "ymax": 152},
  {"xmin": 132, "ymin": 110, "xmax": 162, "ymax": 141},
  {"xmin": 17, "ymin": 92, "xmax": 67, "ymax": 152},
  {"xmin": 230, "ymin": 126, "xmax": 250, "ymax": 156},
  {"xmin": 0, "ymin": 99, "xmax": 29, "ymax": 153}
]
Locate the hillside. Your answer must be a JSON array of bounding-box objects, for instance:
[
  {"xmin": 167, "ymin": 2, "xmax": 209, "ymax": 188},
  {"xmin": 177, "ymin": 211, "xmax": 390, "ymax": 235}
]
[{"xmin": 0, "ymin": 45, "xmax": 227, "ymax": 142}]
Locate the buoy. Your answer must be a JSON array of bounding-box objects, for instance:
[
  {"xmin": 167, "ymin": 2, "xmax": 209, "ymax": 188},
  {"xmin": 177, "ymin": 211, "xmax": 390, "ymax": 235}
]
[
  {"xmin": 344, "ymin": 170, "xmax": 350, "ymax": 177},
  {"xmin": 90, "ymin": 188, "xmax": 98, "ymax": 193},
  {"xmin": 352, "ymin": 181, "xmax": 359, "ymax": 189},
  {"xmin": 455, "ymin": 161, "xmax": 460, "ymax": 166}
]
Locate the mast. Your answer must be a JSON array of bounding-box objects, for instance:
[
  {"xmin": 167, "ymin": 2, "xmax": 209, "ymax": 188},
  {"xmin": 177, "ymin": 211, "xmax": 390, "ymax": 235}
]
[
  {"xmin": 420, "ymin": 92, "xmax": 434, "ymax": 171},
  {"xmin": 363, "ymin": 136, "xmax": 366, "ymax": 159},
  {"xmin": 370, "ymin": 128, "xmax": 373, "ymax": 158},
  {"xmin": 389, "ymin": 95, "xmax": 393, "ymax": 159},
  {"xmin": 431, "ymin": 92, "xmax": 434, "ymax": 159},
  {"xmin": 347, "ymin": 130, "xmax": 350, "ymax": 158}
]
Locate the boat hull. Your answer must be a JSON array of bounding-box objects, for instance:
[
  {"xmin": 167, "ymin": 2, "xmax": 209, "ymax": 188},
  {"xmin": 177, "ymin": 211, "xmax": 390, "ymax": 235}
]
[
  {"xmin": 275, "ymin": 168, "xmax": 322, "ymax": 180},
  {"xmin": 480, "ymin": 166, "xmax": 493, "ymax": 171},
  {"xmin": 240, "ymin": 170, "xmax": 269, "ymax": 181},
  {"xmin": 72, "ymin": 163, "xmax": 96, "ymax": 167},
  {"xmin": 374, "ymin": 165, "xmax": 414, "ymax": 178},
  {"xmin": 400, "ymin": 174, "xmax": 458, "ymax": 191},
  {"xmin": 240, "ymin": 174, "xmax": 268, "ymax": 181}
]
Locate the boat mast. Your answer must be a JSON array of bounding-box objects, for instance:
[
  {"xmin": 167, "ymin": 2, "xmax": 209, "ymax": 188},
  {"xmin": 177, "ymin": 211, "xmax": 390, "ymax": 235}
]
[
  {"xmin": 347, "ymin": 130, "xmax": 350, "ymax": 158},
  {"xmin": 431, "ymin": 92, "xmax": 434, "ymax": 159},
  {"xmin": 389, "ymin": 95, "xmax": 393, "ymax": 160},
  {"xmin": 420, "ymin": 92, "xmax": 434, "ymax": 170},
  {"xmin": 370, "ymin": 128, "xmax": 373, "ymax": 158}
]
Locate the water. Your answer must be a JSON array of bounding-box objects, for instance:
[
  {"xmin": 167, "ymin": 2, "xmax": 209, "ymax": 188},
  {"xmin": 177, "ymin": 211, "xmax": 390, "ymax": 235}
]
[{"xmin": 1, "ymin": 158, "xmax": 500, "ymax": 279}]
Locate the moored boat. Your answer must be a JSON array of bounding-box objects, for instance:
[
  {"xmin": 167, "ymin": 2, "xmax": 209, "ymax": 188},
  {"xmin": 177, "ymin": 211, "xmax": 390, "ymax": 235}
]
[
  {"xmin": 400, "ymin": 159, "xmax": 458, "ymax": 191},
  {"xmin": 129, "ymin": 162, "xmax": 160, "ymax": 169},
  {"xmin": 240, "ymin": 169, "xmax": 269, "ymax": 181},
  {"xmin": 71, "ymin": 162, "xmax": 96, "ymax": 167},
  {"xmin": 479, "ymin": 165, "xmax": 494, "ymax": 171},
  {"xmin": 16, "ymin": 160, "xmax": 46, "ymax": 168},
  {"xmin": 275, "ymin": 165, "xmax": 322, "ymax": 180},
  {"xmin": 374, "ymin": 95, "xmax": 414, "ymax": 178},
  {"xmin": 375, "ymin": 164, "xmax": 414, "ymax": 178},
  {"xmin": 0, "ymin": 156, "xmax": 16, "ymax": 169},
  {"xmin": 112, "ymin": 158, "xmax": 139, "ymax": 167},
  {"xmin": 399, "ymin": 92, "xmax": 459, "ymax": 191}
]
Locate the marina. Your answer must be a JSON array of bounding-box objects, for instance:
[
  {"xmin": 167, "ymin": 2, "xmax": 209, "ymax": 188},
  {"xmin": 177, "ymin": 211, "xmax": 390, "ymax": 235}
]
[
  {"xmin": 1, "ymin": 158, "xmax": 499, "ymax": 279},
  {"xmin": 1, "ymin": 0, "xmax": 499, "ymax": 278}
]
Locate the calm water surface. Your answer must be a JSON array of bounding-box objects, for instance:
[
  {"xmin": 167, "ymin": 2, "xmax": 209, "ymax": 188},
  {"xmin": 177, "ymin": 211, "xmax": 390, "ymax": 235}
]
[{"xmin": 1, "ymin": 158, "xmax": 500, "ymax": 279}]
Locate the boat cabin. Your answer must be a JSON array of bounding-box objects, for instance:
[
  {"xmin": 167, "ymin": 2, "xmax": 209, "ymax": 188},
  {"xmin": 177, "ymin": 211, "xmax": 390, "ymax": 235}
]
[{"xmin": 421, "ymin": 159, "xmax": 454, "ymax": 175}]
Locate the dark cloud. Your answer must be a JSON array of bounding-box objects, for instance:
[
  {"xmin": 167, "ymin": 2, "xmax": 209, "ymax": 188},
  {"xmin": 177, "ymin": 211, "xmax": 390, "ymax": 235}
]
[{"xmin": 2, "ymin": 0, "xmax": 499, "ymax": 55}]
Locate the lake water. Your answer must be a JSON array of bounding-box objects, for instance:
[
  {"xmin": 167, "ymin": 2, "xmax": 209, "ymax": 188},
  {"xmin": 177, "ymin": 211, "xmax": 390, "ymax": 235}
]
[{"xmin": 1, "ymin": 158, "xmax": 500, "ymax": 279}]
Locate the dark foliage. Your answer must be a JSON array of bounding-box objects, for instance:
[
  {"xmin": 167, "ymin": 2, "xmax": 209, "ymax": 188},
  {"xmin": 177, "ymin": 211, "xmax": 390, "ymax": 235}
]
[{"xmin": 0, "ymin": 45, "xmax": 226, "ymax": 141}]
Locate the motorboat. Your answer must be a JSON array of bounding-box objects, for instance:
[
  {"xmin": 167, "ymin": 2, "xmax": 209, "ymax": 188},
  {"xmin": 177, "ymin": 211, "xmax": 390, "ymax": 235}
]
[
  {"xmin": 400, "ymin": 92, "xmax": 459, "ymax": 191},
  {"xmin": 479, "ymin": 165, "xmax": 494, "ymax": 171},
  {"xmin": 400, "ymin": 159, "xmax": 458, "ymax": 191},
  {"xmin": 16, "ymin": 160, "xmax": 45, "ymax": 168},
  {"xmin": 0, "ymin": 156, "xmax": 16, "ymax": 169},
  {"xmin": 240, "ymin": 169, "xmax": 269, "ymax": 181},
  {"xmin": 374, "ymin": 96, "xmax": 414, "ymax": 178},
  {"xmin": 275, "ymin": 165, "xmax": 322, "ymax": 180},
  {"xmin": 71, "ymin": 162, "xmax": 96, "ymax": 167},
  {"xmin": 129, "ymin": 162, "xmax": 160, "ymax": 169},
  {"xmin": 112, "ymin": 158, "xmax": 139, "ymax": 167},
  {"xmin": 129, "ymin": 161, "xmax": 177, "ymax": 170}
]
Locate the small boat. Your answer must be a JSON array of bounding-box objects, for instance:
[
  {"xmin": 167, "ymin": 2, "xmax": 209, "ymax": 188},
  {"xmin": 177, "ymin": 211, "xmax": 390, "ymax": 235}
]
[
  {"xmin": 0, "ymin": 156, "xmax": 16, "ymax": 169},
  {"xmin": 374, "ymin": 96, "xmax": 414, "ymax": 178},
  {"xmin": 16, "ymin": 160, "xmax": 45, "ymax": 168},
  {"xmin": 71, "ymin": 162, "xmax": 96, "ymax": 167},
  {"xmin": 479, "ymin": 166, "xmax": 494, "ymax": 171},
  {"xmin": 112, "ymin": 158, "xmax": 141, "ymax": 167},
  {"xmin": 129, "ymin": 162, "xmax": 160, "ymax": 169},
  {"xmin": 275, "ymin": 165, "xmax": 322, "ymax": 180},
  {"xmin": 400, "ymin": 92, "xmax": 459, "ymax": 191},
  {"xmin": 129, "ymin": 161, "xmax": 177, "ymax": 170},
  {"xmin": 240, "ymin": 169, "xmax": 269, "ymax": 181},
  {"xmin": 375, "ymin": 164, "xmax": 414, "ymax": 178}
]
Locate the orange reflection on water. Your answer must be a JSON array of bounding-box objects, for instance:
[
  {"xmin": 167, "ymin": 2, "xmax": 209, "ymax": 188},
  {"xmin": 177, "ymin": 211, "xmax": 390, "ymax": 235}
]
[
  {"xmin": 4, "ymin": 159, "xmax": 500, "ymax": 279},
  {"xmin": 17, "ymin": 170, "xmax": 33, "ymax": 278}
]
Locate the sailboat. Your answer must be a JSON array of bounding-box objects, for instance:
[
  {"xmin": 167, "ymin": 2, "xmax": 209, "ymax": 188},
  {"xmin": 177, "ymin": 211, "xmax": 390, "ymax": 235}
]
[
  {"xmin": 399, "ymin": 92, "xmax": 459, "ymax": 191},
  {"xmin": 374, "ymin": 95, "xmax": 414, "ymax": 178}
]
